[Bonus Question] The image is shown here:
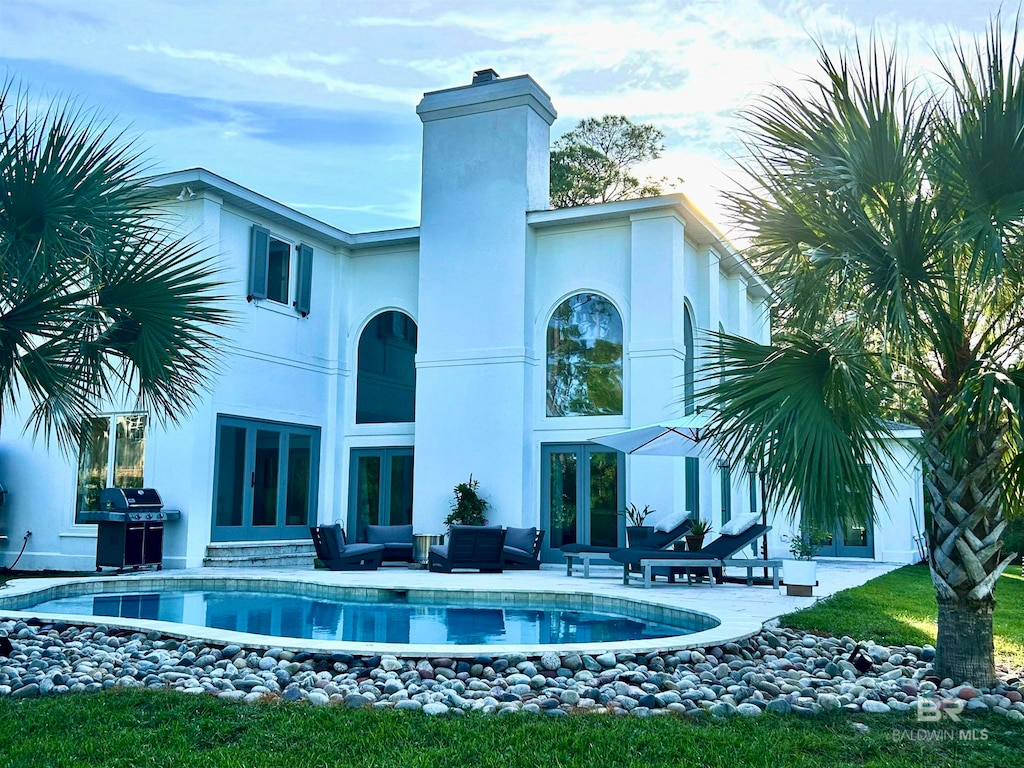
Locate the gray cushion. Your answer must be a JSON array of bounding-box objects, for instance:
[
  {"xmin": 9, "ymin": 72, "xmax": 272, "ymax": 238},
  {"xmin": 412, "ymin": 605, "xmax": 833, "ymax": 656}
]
[
  {"xmin": 366, "ymin": 524, "xmax": 413, "ymax": 545},
  {"xmin": 505, "ymin": 526, "xmax": 537, "ymax": 553}
]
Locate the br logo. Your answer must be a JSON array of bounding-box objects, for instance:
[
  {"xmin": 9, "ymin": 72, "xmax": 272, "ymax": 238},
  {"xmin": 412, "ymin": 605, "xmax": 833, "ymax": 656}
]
[{"xmin": 915, "ymin": 698, "xmax": 964, "ymax": 722}]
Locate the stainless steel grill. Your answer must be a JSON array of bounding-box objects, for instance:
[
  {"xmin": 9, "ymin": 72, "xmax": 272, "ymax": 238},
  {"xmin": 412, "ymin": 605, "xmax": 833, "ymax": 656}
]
[{"xmin": 79, "ymin": 488, "xmax": 181, "ymax": 571}]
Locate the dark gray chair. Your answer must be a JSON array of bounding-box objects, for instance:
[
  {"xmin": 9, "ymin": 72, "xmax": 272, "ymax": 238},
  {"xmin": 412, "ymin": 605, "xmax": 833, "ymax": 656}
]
[
  {"xmin": 561, "ymin": 517, "xmax": 692, "ymax": 576},
  {"xmin": 310, "ymin": 524, "xmax": 384, "ymax": 571},
  {"xmin": 502, "ymin": 527, "xmax": 545, "ymax": 570},
  {"xmin": 610, "ymin": 524, "xmax": 775, "ymax": 588},
  {"xmin": 365, "ymin": 524, "xmax": 414, "ymax": 563},
  {"xmin": 428, "ymin": 525, "xmax": 506, "ymax": 573}
]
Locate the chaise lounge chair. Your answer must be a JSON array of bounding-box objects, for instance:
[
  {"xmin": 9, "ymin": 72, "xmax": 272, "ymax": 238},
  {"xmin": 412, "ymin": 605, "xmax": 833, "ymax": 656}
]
[
  {"xmin": 310, "ymin": 524, "xmax": 385, "ymax": 571},
  {"xmin": 502, "ymin": 527, "xmax": 546, "ymax": 570},
  {"xmin": 560, "ymin": 513, "xmax": 693, "ymax": 577},
  {"xmin": 610, "ymin": 523, "xmax": 778, "ymax": 588},
  {"xmin": 428, "ymin": 525, "xmax": 507, "ymax": 573},
  {"xmin": 365, "ymin": 524, "xmax": 415, "ymax": 563}
]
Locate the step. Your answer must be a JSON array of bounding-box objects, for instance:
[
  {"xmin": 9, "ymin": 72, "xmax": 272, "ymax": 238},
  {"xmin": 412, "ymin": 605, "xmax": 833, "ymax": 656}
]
[
  {"xmin": 205, "ymin": 540, "xmax": 315, "ymax": 559},
  {"xmin": 203, "ymin": 540, "xmax": 315, "ymax": 568}
]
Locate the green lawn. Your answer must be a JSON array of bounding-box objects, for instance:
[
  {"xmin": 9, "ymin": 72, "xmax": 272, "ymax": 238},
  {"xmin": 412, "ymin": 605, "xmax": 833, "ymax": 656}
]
[
  {"xmin": 781, "ymin": 564, "xmax": 1024, "ymax": 669},
  {"xmin": 0, "ymin": 690, "xmax": 1019, "ymax": 768}
]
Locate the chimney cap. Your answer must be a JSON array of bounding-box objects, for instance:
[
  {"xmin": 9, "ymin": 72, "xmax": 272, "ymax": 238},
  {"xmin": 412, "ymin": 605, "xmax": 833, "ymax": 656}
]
[{"xmin": 472, "ymin": 68, "xmax": 500, "ymax": 85}]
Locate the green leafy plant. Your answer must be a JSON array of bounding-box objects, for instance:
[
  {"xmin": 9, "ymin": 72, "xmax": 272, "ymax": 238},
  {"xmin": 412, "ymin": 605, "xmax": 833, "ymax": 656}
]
[
  {"xmin": 620, "ymin": 503, "xmax": 654, "ymax": 527},
  {"xmin": 444, "ymin": 475, "xmax": 489, "ymax": 527},
  {"xmin": 688, "ymin": 518, "xmax": 713, "ymax": 537},
  {"xmin": 787, "ymin": 528, "xmax": 831, "ymax": 561}
]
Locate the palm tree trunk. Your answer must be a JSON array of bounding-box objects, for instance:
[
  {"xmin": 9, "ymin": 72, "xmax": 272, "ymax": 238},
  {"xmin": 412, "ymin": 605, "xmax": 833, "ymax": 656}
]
[{"xmin": 924, "ymin": 431, "xmax": 1017, "ymax": 687}]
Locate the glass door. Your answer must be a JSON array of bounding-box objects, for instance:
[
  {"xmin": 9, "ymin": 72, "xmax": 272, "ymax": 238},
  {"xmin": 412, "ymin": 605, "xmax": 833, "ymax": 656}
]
[
  {"xmin": 541, "ymin": 444, "xmax": 623, "ymax": 561},
  {"xmin": 211, "ymin": 416, "xmax": 321, "ymax": 541},
  {"xmin": 818, "ymin": 518, "xmax": 875, "ymax": 558},
  {"xmin": 348, "ymin": 448, "xmax": 414, "ymax": 542}
]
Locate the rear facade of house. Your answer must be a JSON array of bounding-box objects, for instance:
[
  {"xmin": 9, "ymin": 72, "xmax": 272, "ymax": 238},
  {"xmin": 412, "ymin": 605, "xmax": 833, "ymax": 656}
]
[{"xmin": 0, "ymin": 72, "xmax": 925, "ymax": 571}]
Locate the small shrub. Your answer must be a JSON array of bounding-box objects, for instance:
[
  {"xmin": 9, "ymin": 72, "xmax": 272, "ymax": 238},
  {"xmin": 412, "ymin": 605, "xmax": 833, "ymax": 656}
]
[{"xmin": 444, "ymin": 476, "xmax": 489, "ymax": 527}]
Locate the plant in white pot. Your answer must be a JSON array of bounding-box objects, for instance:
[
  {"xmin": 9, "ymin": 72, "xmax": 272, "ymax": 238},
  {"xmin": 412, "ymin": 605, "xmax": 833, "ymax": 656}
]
[{"xmin": 784, "ymin": 527, "xmax": 830, "ymax": 596}]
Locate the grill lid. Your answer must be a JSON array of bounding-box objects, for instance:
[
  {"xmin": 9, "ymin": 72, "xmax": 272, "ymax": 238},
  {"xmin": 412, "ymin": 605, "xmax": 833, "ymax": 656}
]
[{"xmin": 100, "ymin": 487, "xmax": 163, "ymax": 510}]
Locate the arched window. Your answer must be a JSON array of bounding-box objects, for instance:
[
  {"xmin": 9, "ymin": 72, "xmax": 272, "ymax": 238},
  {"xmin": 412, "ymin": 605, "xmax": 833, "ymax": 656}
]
[
  {"xmin": 683, "ymin": 306, "xmax": 696, "ymax": 416},
  {"xmin": 546, "ymin": 293, "xmax": 623, "ymax": 417},
  {"xmin": 356, "ymin": 311, "xmax": 417, "ymax": 424}
]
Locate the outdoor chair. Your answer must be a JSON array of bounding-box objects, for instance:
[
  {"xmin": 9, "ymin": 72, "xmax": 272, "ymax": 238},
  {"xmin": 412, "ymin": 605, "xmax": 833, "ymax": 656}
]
[
  {"xmin": 310, "ymin": 524, "xmax": 385, "ymax": 571},
  {"xmin": 560, "ymin": 514, "xmax": 692, "ymax": 577},
  {"xmin": 365, "ymin": 523, "xmax": 415, "ymax": 563},
  {"xmin": 610, "ymin": 524, "xmax": 777, "ymax": 588},
  {"xmin": 502, "ymin": 527, "xmax": 545, "ymax": 570},
  {"xmin": 428, "ymin": 525, "xmax": 507, "ymax": 573}
]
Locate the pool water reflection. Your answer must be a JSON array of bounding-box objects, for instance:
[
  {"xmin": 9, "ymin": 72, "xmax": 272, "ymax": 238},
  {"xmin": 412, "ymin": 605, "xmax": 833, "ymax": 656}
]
[{"xmin": 26, "ymin": 589, "xmax": 704, "ymax": 645}]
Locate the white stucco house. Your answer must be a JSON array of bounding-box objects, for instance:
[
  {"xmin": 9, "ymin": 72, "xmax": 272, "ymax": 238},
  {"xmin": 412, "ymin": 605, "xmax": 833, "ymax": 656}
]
[{"xmin": 0, "ymin": 70, "xmax": 925, "ymax": 571}]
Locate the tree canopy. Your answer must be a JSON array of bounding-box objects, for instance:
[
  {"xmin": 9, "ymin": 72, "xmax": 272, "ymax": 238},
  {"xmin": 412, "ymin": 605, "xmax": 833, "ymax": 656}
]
[
  {"xmin": 549, "ymin": 115, "xmax": 667, "ymax": 208},
  {"xmin": 702, "ymin": 22, "xmax": 1024, "ymax": 686},
  {"xmin": 0, "ymin": 83, "xmax": 232, "ymax": 449}
]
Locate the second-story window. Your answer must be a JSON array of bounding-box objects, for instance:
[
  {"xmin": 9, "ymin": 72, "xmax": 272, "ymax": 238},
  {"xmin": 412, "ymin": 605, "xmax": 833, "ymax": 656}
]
[{"xmin": 267, "ymin": 237, "xmax": 290, "ymax": 304}]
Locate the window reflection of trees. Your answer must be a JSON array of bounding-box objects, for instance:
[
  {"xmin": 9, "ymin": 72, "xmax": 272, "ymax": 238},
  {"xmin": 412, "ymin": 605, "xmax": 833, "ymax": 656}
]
[{"xmin": 546, "ymin": 293, "xmax": 623, "ymax": 416}]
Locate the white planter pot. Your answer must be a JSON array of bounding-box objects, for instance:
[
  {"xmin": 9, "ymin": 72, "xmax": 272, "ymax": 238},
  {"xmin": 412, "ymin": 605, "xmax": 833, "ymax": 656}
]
[{"xmin": 784, "ymin": 559, "xmax": 817, "ymax": 587}]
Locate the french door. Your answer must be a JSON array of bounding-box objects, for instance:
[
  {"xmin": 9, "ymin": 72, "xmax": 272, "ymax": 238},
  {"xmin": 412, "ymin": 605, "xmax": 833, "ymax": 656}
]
[
  {"xmin": 211, "ymin": 416, "xmax": 320, "ymax": 541},
  {"xmin": 818, "ymin": 518, "xmax": 875, "ymax": 558},
  {"xmin": 541, "ymin": 444, "xmax": 624, "ymax": 562},
  {"xmin": 348, "ymin": 448, "xmax": 414, "ymax": 542}
]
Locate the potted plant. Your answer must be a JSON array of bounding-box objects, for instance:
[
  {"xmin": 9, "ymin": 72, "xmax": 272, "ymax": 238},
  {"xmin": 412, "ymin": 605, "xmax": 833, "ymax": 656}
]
[
  {"xmin": 784, "ymin": 527, "xmax": 830, "ymax": 596},
  {"xmin": 685, "ymin": 518, "xmax": 712, "ymax": 551},
  {"xmin": 620, "ymin": 503, "xmax": 655, "ymax": 547},
  {"xmin": 443, "ymin": 475, "xmax": 489, "ymax": 528}
]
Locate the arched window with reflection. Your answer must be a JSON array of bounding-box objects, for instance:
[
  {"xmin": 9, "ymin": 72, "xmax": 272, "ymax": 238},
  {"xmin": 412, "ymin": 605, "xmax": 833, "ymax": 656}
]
[
  {"xmin": 683, "ymin": 305, "xmax": 696, "ymax": 416},
  {"xmin": 356, "ymin": 311, "xmax": 417, "ymax": 423},
  {"xmin": 546, "ymin": 293, "xmax": 623, "ymax": 417}
]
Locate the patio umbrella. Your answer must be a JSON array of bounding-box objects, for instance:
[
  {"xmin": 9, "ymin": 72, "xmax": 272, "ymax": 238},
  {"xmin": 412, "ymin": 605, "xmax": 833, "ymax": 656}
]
[{"xmin": 589, "ymin": 414, "xmax": 715, "ymax": 457}]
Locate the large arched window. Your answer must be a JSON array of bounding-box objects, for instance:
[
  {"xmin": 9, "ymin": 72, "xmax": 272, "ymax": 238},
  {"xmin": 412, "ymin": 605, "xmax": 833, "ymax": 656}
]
[
  {"xmin": 356, "ymin": 311, "xmax": 417, "ymax": 423},
  {"xmin": 546, "ymin": 293, "xmax": 623, "ymax": 416},
  {"xmin": 683, "ymin": 305, "xmax": 696, "ymax": 415}
]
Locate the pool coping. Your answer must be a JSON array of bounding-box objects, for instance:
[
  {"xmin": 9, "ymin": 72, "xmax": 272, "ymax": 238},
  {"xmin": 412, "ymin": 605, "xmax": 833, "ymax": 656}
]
[{"xmin": 0, "ymin": 571, "xmax": 762, "ymax": 657}]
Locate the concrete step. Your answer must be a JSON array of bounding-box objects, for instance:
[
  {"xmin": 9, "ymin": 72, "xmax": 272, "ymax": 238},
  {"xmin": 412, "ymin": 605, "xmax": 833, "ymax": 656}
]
[{"xmin": 203, "ymin": 540, "xmax": 315, "ymax": 568}]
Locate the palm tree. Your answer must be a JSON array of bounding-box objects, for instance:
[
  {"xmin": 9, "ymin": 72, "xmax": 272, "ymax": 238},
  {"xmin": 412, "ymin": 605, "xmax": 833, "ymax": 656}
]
[
  {"xmin": 0, "ymin": 83, "xmax": 231, "ymax": 450},
  {"xmin": 704, "ymin": 22, "xmax": 1024, "ymax": 686}
]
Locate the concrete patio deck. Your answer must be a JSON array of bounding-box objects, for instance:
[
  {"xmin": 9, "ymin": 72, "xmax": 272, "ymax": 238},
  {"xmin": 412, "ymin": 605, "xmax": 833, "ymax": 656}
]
[{"xmin": 0, "ymin": 559, "xmax": 901, "ymax": 657}]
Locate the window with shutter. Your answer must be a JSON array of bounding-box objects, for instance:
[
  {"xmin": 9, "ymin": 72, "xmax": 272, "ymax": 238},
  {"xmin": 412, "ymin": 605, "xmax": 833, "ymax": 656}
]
[
  {"xmin": 248, "ymin": 225, "xmax": 270, "ymax": 300},
  {"xmin": 295, "ymin": 243, "xmax": 313, "ymax": 317}
]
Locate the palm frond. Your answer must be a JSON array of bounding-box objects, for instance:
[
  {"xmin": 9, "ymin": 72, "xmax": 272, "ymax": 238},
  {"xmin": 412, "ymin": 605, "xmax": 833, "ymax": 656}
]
[{"xmin": 700, "ymin": 328, "xmax": 894, "ymax": 531}]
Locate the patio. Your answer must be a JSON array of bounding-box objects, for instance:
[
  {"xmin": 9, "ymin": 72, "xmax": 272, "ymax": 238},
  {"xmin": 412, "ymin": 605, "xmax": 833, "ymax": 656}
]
[{"xmin": 0, "ymin": 559, "xmax": 901, "ymax": 656}]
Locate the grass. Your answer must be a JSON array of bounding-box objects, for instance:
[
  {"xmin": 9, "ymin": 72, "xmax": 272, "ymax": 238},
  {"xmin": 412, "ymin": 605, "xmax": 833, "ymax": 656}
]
[
  {"xmin": 781, "ymin": 564, "xmax": 1024, "ymax": 669},
  {"xmin": 0, "ymin": 689, "xmax": 1019, "ymax": 768}
]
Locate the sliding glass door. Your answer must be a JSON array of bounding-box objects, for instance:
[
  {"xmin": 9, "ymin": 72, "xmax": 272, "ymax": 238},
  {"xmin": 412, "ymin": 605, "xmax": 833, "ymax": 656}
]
[
  {"xmin": 541, "ymin": 444, "xmax": 623, "ymax": 562},
  {"xmin": 348, "ymin": 448, "xmax": 414, "ymax": 542},
  {"xmin": 212, "ymin": 416, "xmax": 320, "ymax": 541}
]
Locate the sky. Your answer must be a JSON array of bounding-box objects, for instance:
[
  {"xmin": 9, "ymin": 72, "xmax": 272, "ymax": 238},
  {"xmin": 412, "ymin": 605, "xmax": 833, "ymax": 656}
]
[{"xmin": 0, "ymin": 0, "xmax": 1015, "ymax": 235}]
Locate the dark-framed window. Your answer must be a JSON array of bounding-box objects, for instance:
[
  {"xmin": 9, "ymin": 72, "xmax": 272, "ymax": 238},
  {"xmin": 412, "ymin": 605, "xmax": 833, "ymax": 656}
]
[
  {"xmin": 75, "ymin": 414, "xmax": 147, "ymax": 523},
  {"xmin": 546, "ymin": 293, "xmax": 623, "ymax": 416},
  {"xmin": 356, "ymin": 311, "xmax": 418, "ymax": 424}
]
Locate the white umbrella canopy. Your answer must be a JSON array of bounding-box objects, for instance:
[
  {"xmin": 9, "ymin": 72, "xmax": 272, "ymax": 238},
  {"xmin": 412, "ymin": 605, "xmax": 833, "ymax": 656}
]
[{"xmin": 589, "ymin": 414, "xmax": 716, "ymax": 457}]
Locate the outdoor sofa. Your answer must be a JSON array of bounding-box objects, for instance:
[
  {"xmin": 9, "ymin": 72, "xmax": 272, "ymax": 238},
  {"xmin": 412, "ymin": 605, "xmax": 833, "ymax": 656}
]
[
  {"xmin": 365, "ymin": 523, "xmax": 415, "ymax": 563},
  {"xmin": 428, "ymin": 525, "xmax": 507, "ymax": 573},
  {"xmin": 310, "ymin": 524, "xmax": 385, "ymax": 570},
  {"xmin": 610, "ymin": 521, "xmax": 778, "ymax": 589}
]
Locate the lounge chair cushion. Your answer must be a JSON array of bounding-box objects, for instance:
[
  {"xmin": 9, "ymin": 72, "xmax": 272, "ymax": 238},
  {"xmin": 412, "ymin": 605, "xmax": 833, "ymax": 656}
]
[
  {"xmin": 654, "ymin": 510, "xmax": 688, "ymax": 532},
  {"xmin": 505, "ymin": 526, "xmax": 537, "ymax": 553},
  {"xmin": 503, "ymin": 545, "xmax": 532, "ymax": 558},
  {"xmin": 720, "ymin": 513, "xmax": 759, "ymax": 536},
  {"xmin": 643, "ymin": 509, "xmax": 668, "ymax": 528}
]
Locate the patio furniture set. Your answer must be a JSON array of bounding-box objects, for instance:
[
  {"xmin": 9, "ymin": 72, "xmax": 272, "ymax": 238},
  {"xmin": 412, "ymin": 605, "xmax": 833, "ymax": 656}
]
[
  {"xmin": 309, "ymin": 523, "xmax": 545, "ymax": 573},
  {"xmin": 310, "ymin": 513, "xmax": 777, "ymax": 589}
]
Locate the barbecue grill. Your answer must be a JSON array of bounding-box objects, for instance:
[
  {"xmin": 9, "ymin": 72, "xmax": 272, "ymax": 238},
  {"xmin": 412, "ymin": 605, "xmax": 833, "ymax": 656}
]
[{"xmin": 79, "ymin": 488, "xmax": 181, "ymax": 571}]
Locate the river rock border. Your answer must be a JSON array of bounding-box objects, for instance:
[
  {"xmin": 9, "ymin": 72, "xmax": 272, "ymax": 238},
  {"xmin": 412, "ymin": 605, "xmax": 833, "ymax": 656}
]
[{"xmin": 1, "ymin": 619, "xmax": 1021, "ymax": 721}]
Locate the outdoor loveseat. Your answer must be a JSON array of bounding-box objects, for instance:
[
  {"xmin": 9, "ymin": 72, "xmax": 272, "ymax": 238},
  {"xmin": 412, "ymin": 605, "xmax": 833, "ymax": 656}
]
[{"xmin": 428, "ymin": 525, "xmax": 507, "ymax": 573}]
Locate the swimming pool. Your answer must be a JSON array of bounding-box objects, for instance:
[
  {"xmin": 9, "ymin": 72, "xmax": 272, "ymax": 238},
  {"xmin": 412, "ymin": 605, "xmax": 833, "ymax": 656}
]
[
  {"xmin": 0, "ymin": 574, "xmax": 727, "ymax": 655},
  {"xmin": 25, "ymin": 588, "xmax": 702, "ymax": 645}
]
